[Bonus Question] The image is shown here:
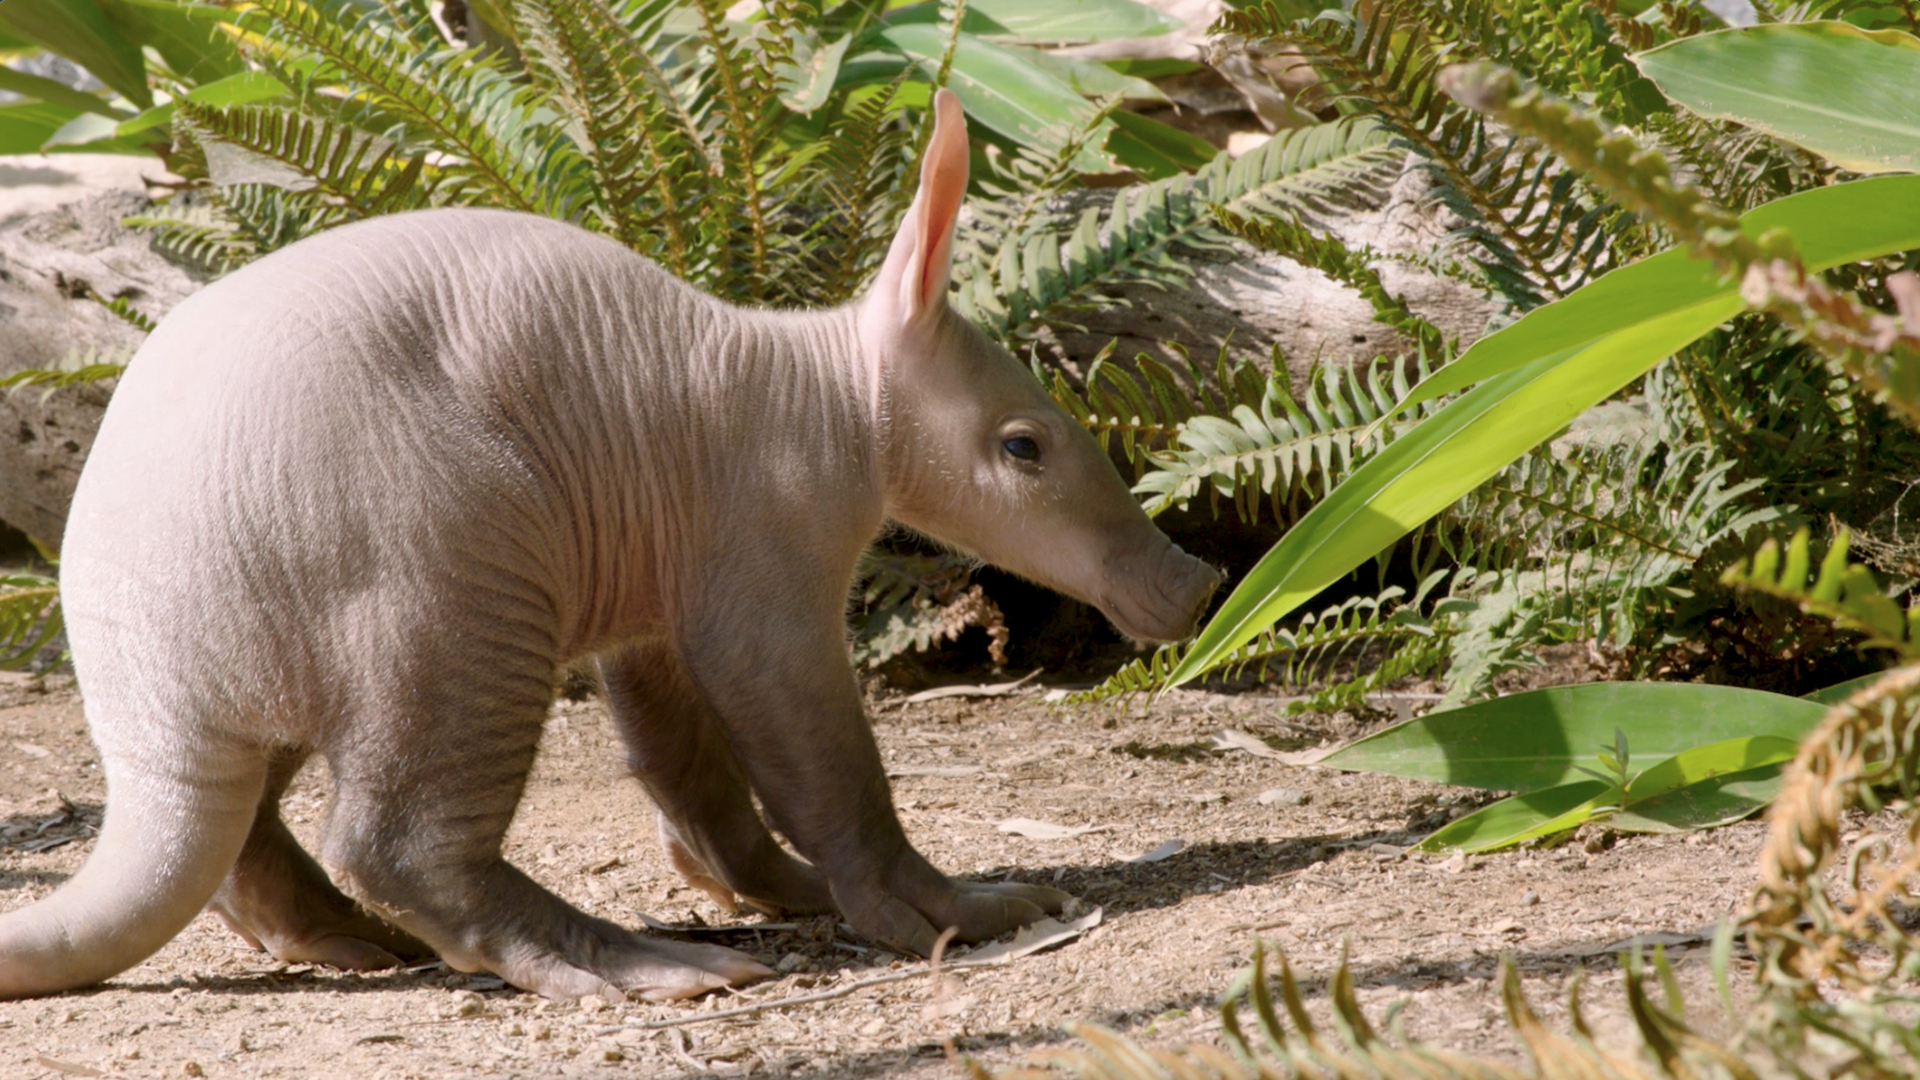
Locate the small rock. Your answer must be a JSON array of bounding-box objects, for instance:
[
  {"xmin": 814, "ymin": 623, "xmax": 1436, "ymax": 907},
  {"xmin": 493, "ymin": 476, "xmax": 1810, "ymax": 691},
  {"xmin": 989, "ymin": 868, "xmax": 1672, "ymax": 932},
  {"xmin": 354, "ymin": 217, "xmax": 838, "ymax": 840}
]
[
  {"xmin": 1521, "ymin": 890, "xmax": 1540, "ymax": 907},
  {"xmin": 532, "ymin": 1023, "xmax": 553, "ymax": 1041},
  {"xmin": 1439, "ymin": 851, "xmax": 1468, "ymax": 874},
  {"xmin": 182, "ymin": 1064, "xmax": 204, "ymax": 1078},
  {"xmin": 776, "ymin": 952, "xmax": 808, "ymax": 974},
  {"xmin": 1257, "ymin": 787, "xmax": 1309, "ymax": 807},
  {"xmin": 578, "ymin": 994, "xmax": 609, "ymax": 1014},
  {"xmin": 452, "ymin": 991, "xmax": 488, "ymax": 1017},
  {"xmin": 602, "ymin": 1048, "xmax": 625, "ymax": 1062}
]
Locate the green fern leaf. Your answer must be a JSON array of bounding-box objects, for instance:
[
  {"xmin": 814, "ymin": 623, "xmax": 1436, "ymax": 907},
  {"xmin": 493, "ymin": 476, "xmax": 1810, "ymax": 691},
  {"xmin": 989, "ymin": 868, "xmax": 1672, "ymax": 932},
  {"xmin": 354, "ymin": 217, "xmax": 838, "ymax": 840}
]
[
  {"xmin": 1070, "ymin": 574, "xmax": 1453, "ymax": 706},
  {"xmin": 1134, "ymin": 351, "xmax": 1445, "ymax": 524},
  {"xmin": 0, "ymin": 573, "xmax": 62, "ymax": 671},
  {"xmin": 514, "ymin": 0, "xmax": 706, "ymax": 272},
  {"xmin": 1724, "ymin": 528, "xmax": 1920, "ymax": 660},
  {"xmin": 952, "ymin": 116, "xmax": 1401, "ymax": 342},
  {"xmin": 242, "ymin": 0, "xmax": 590, "ymax": 216},
  {"xmin": 178, "ymin": 101, "xmax": 433, "ymax": 222}
]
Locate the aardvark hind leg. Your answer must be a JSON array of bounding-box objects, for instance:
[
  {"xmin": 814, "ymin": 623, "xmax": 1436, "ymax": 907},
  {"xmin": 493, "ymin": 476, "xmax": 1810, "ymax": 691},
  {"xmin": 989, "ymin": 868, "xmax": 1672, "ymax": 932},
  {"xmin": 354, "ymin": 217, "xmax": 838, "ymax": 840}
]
[
  {"xmin": 209, "ymin": 748, "xmax": 430, "ymax": 970},
  {"xmin": 321, "ymin": 655, "xmax": 771, "ymax": 1000}
]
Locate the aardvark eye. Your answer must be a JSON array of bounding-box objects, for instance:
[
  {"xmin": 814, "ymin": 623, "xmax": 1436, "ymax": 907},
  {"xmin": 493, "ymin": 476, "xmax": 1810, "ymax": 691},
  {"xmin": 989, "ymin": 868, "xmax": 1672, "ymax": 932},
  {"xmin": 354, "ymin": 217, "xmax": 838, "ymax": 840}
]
[{"xmin": 1003, "ymin": 436, "xmax": 1041, "ymax": 463}]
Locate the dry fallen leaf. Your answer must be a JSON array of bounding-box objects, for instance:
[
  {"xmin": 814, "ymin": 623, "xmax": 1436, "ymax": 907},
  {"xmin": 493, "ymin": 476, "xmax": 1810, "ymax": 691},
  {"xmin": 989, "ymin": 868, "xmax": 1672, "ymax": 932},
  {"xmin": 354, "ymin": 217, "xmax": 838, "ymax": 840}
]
[
  {"xmin": 1211, "ymin": 729, "xmax": 1283, "ymax": 759},
  {"xmin": 903, "ymin": 670, "xmax": 1041, "ymax": 704},
  {"xmin": 1127, "ymin": 839, "xmax": 1184, "ymax": 864},
  {"xmin": 996, "ymin": 817, "xmax": 1105, "ymax": 840},
  {"xmin": 951, "ymin": 907, "xmax": 1103, "ymax": 968}
]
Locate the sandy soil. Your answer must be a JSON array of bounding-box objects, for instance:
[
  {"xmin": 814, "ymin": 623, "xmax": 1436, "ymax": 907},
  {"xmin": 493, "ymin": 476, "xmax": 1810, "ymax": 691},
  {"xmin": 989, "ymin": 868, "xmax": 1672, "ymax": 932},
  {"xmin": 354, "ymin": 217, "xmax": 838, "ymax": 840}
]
[{"xmin": 0, "ymin": 672, "xmax": 1773, "ymax": 1080}]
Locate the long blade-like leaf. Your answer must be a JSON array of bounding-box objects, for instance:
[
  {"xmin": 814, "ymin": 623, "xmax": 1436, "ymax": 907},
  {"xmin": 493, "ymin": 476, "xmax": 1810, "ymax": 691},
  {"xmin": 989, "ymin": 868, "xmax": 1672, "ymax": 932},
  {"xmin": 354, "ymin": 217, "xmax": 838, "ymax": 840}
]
[
  {"xmin": 1323, "ymin": 683, "xmax": 1826, "ymax": 792},
  {"xmin": 1165, "ymin": 176, "xmax": 1920, "ymax": 687},
  {"xmin": 1395, "ymin": 175, "xmax": 1920, "ymax": 414},
  {"xmin": 1637, "ymin": 22, "xmax": 1920, "ymax": 174},
  {"xmin": 1417, "ymin": 780, "xmax": 1615, "ymax": 854},
  {"xmin": 0, "ymin": 0, "xmax": 151, "ymax": 108}
]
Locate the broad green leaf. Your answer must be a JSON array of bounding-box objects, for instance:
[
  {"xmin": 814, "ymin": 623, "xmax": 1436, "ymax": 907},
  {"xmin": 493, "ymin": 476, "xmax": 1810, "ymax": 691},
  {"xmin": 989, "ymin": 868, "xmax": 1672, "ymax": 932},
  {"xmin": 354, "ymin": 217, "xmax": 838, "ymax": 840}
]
[
  {"xmin": 0, "ymin": 65, "xmax": 123, "ymax": 119},
  {"xmin": 1611, "ymin": 765, "xmax": 1784, "ymax": 834},
  {"xmin": 1637, "ymin": 22, "xmax": 1920, "ymax": 174},
  {"xmin": 1416, "ymin": 780, "xmax": 1614, "ymax": 853},
  {"xmin": 1803, "ymin": 671, "xmax": 1889, "ymax": 705},
  {"xmin": 1024, "ymin": 51, "xmax": 1165, "ymax": 102},
  {"xmin": 43, "ymin": 111, "xmax": 156, "ymax": 154},
  {"xmin": 1621, "ymin": 735, "xmax": 1799, "ymax": 801},
  {"xmin": 1167, "ymin": 300, "xmax": 1739, "ymax": 682},
  {"xmin": 102, "ymin": 0, "xmax": 246, "ymax": 86},
  {"xmin": 778, "ymin": 32, "xmax": 852, "ymax": 114},
  {"xmin": 1105, "ymin": 110, "xmax": 1219, "ymax": 180},
  {"xmin": 0, "ymin": 0, "xmax": 151, "ymax": 108},
  {"xmin": 1101, "ymin": 58, "xmax": 1204, "ymax": 79},
  {"xmin": 860, "ymin": 26, "xmax": 1116, "ymax": 171},
  {"xmin": 0, "ymin": 100, "xmax": 81, "ymax": 156},
  {"xmin": 1324, "ymin": 683, "xmax": 1826, "ymax": 792},
  {"xmin": 117, "ymin": 70, "xmax": 289, "ymax": 138},
  {"xmin": 884, "ymin": 0, "xmax": 1183, "ymax": 42},
  {"xmin": 1164, "ymin": 176, "xmax": 1920, "ymax": 686},
  {"xmin": 1395, "ymin": 176, "xmax": 1920, "ymax": 414}
]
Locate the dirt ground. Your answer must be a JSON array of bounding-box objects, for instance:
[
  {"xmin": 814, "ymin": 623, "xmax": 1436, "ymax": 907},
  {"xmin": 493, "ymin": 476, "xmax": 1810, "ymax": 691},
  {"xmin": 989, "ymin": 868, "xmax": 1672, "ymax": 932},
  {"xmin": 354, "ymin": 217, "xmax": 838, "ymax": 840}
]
[{"xmin": 0, "ymin": 668, "xmax": 1778, "ymax": 1080}]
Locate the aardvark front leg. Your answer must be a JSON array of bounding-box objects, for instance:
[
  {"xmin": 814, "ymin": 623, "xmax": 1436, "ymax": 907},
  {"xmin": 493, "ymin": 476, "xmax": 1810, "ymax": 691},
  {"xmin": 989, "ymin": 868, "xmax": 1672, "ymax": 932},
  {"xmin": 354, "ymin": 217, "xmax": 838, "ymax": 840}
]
[{"xmin": 678, "ymin": 598, "xmax": 1070, "ymax": 956}]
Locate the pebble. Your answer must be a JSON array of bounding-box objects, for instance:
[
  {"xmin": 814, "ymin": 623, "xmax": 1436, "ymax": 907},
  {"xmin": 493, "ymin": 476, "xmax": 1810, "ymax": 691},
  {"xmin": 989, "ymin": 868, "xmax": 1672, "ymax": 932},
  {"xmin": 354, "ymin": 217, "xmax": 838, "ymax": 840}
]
[
  {"xmin": 1521, "ymin": 890, "xmax": 1540, "ymax": 907},
  {"xmin": 1257, "ymin": 787, "xmax": 1309, "ymax": 807}
]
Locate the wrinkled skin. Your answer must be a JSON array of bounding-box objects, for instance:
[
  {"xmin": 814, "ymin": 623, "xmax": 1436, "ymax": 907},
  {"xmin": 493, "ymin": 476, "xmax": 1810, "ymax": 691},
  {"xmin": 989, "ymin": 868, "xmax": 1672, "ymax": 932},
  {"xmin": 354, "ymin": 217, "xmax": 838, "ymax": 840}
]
[{"xmin": 0, "ymin": 91, "xmax": 1219, "ymax": 1002}]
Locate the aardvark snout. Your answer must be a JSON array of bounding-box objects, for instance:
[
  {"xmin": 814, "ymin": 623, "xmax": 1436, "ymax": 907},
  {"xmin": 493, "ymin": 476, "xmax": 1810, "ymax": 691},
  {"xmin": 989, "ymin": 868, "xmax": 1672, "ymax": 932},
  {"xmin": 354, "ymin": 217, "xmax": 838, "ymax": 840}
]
[{"xmin": 1102, "ymin": 543, "xmax": 1222, "ymax": 643}]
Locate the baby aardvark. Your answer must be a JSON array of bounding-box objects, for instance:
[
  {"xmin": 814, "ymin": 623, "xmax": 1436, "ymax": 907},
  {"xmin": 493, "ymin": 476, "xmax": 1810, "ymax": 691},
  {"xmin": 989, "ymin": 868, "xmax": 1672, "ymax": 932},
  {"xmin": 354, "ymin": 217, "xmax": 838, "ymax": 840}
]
[{"xmin": 0, "ymin": 91, "xmax": 1219, "ymax": 1001}]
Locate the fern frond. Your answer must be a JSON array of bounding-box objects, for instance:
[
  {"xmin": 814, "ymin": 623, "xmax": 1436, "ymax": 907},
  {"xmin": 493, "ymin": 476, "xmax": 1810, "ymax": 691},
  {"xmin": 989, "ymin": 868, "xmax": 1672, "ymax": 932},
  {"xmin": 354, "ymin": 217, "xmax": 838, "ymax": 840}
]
[
  {"xmin": 1445, "ymin": 443, "xmax": 1777, "ymax": 649},
  {"xmin": 688, "ymin": 0, "xmax": 786, "ymax": 301},
  {"xmin": 0, "ymin": 573, "xmax": 63, "ymax": 671},
  {"xmin": 849, "ymin": 550, "xmax": 1004, "ymax": 666},
  {"xmin": 1071, "ymin": 576, "xmax": 1453, "ymax": 705},
  {"xmin": 951, "ymin": 116, "xmax": 1401, "ymax": 342},
  {"xmin": 1042, "ymin": 342, "xmax": 1272, "ymax": 478},
  {"xmin": 123, "ymin": 201, "xmax": 257, "ymax": 274},
  {"xmin": 1134, "ymin": 351, "xmax": 1446, "ymax": 524},
  {"xmin": 0, "ymin": 348, "xmax": 130, "ymax": 397},
  {"xmin": 86, "ymin": 291, "xmax": 155, "ymax": 334},
  {"xmin": 178, "ymin": 101, "xmax": 433, "ymax": 221},
  {"xmin": 1221, "ymin": 2, "xmax": 1618, "ymax": 308},
  {"xmin": 1724, "ymin": 528, "xmax": 1920, "ymax": 659},
  {"xmin": 957, "ymin": 99, "xmax": 1124, "ymax": 283},
  {"xmin": 515, "ymin": 0, "xmax": 704, "ymax": 272},
  {"xmin": 242, "ymin": 0, "xmax": 589, "ymax": 216},
  {"xmin": 802, "ymin": 79, "xmax": 917, "ymax": 305},
  {"xmin": 1215, "ymin": 208, "xmax": 1448, "ymax": 359}
]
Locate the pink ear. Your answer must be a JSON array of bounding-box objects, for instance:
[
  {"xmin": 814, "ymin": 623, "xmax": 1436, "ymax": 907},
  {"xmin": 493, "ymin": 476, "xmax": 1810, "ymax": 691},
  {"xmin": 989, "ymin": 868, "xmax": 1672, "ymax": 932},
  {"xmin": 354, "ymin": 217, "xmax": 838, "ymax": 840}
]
[
  {"xmin": 867, "ymin": 89, "xmax": 969, "ymax": 335},
  {"xmin": 904, "ymin": 88, "xmax": 969, "ymax": 317}
]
